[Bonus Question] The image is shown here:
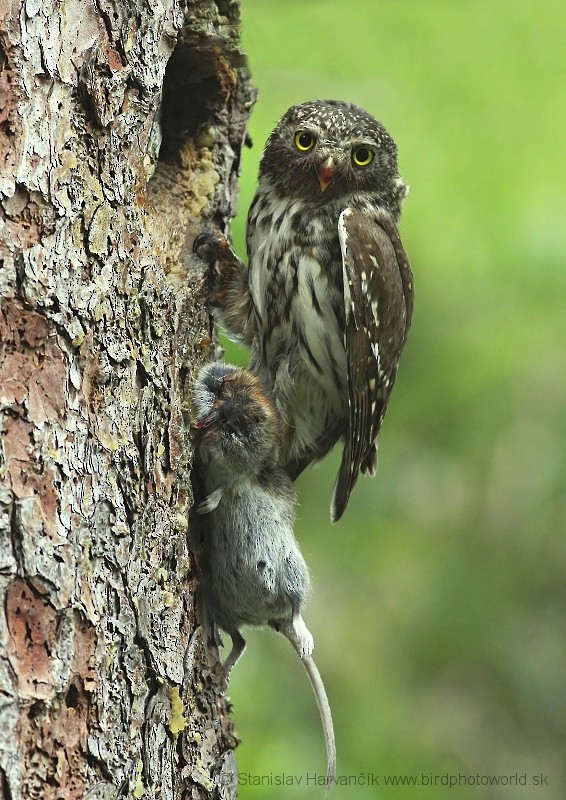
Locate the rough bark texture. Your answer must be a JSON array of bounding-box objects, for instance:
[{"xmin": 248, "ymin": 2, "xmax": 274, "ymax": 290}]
[{"xmin": 0, "ymin": 1, "xmax": 254, "ymax": 797}]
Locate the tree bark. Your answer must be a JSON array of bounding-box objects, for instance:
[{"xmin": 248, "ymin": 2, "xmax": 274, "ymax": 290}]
[{"xmin": 0, "ymin": 1, "xmax": 254, "ymax": 797}]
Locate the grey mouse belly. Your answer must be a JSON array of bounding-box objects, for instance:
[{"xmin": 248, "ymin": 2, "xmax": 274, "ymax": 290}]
[{"xmin": 205, "ymin": 484, "xmax": 310, "ymax": 629}]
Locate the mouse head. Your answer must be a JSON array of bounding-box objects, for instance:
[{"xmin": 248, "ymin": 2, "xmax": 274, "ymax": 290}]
[{"xmin": 192, "ymin": 363, "xmax": 282, "ymax": 475}]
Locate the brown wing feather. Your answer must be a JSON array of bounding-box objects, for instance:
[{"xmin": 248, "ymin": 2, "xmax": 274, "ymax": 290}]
[{"xmin": 331, "ymin": 206, "xmax": 413, "ymax": 522}]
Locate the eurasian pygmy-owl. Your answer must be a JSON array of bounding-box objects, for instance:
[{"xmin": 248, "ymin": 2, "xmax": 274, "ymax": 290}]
[{"xmin": 195, "ymin": 99, "xmax": 414, "ymax": 522}]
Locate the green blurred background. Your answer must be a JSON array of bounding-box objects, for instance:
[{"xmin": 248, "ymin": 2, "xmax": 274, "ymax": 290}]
[{"xmin": 221, "ymin": 1, "xmax": 566, "ymax": 797}]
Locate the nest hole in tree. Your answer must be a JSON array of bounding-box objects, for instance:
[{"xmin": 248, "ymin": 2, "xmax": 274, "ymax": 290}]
[{"xmin": 158, "ymin": 37, "xmax": 232, "ymax": 163}]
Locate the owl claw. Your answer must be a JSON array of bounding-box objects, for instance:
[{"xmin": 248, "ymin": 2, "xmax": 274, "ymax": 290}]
[
  {"xmin": 194, "ymin": 229, "xmax": 254, "ymax": 343},
  {"xmin": 193, "ymin": 231, "xmax": 239, "ymax": 294},
  {"xmin": 193, "ymin": 230, "xmax": 228, "ymax": 264}
]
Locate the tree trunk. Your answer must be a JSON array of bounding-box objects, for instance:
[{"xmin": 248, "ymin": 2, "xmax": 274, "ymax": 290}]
[{"xmin": 0, "ymin": 1, "xmax": 254, "ymax": 797}]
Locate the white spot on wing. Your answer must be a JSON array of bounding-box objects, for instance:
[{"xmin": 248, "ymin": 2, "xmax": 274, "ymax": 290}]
[{"xmin": 338, "ymin": 209, "xmax": 353, "ymax": 320}]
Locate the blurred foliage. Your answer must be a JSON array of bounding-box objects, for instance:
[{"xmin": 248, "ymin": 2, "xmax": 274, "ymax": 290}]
[{"xmin": 218, "ymin": 1, "xmax": 566, "ymax": 797}]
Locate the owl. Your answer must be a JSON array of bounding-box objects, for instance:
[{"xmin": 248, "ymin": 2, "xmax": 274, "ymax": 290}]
[{"xmin": 195, "ymin": 100, "xmax": 414, "ymax": 522}]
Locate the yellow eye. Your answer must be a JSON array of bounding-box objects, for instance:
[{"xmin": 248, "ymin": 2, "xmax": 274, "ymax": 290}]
[
  {"xmin": 294, "ymin": 131, "xmax": 315, "ymax": 152},
  {"xmin": 352, "ymin": 146, "xmax": 373, "ymax": 167}
]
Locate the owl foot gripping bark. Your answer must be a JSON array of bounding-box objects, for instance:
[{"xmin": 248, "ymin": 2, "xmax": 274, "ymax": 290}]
[
  {"xmin": 194, "ymin": 99, "xmax": 414, "ymax": 522},
  {"xmin": 192, "ymin": 362, "xmax": 336, "ymax": 786},
  {"xmin": 194, "ymin": 231, "xmax": 254, "ymax": 346}
]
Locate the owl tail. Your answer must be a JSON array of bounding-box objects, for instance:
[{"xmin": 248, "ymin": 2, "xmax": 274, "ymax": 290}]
[
  {"xmin": 361, "ymin": 443, "xmax": 378, "ymax": 476},
  {"xmin": 331, "ymin": 442, "xmax": 378, "ymax": 523},
  {"xmin": 331, "ymin": 442, "xmax": 356, "ymax": 523}
]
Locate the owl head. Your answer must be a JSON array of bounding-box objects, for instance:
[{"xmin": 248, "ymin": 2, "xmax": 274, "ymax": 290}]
[{"xmin": 259, "ymin": 99, "xmax": 408, "ymax": 217}]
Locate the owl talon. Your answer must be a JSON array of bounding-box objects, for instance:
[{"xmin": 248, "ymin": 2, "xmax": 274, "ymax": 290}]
[
  {"xmin": 193, "ymin": 230, "xmax": 227, "ymax": 263},
  {"xmin": 193, "ymin": 231, "xmax": 234, "ymax": 265},
  {"xmin": 194, "ymin": 231, "xmax": 239, "ymax": 288}
]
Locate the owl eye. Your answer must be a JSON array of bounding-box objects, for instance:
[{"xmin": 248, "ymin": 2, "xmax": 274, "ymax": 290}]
[
  {"xmin": 352, "ymin": 146, "xmax": 374, "ymax": 167},
  {"xmin": 294, "ymin": 131, "xmax": 315, "ymax": 152}
]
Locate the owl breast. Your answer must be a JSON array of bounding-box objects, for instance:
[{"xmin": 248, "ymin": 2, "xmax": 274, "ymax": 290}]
[{"xmin": 246, "ymin": 184, "xmax": 348, "ymax": 464}]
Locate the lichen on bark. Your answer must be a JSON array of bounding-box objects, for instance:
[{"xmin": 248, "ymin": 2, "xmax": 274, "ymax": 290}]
[{"xmin": 0, "ymin": 1, "xmax": 255, "ymax": 797}]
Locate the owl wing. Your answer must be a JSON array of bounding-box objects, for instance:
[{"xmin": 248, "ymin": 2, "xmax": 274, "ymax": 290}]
[{"xmin": 331, "ymin": 206, "xmax": 414, "ymax": 523}]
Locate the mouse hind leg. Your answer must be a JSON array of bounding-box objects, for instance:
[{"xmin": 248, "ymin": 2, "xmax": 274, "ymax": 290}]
[
  {"xmin": 275, "ymin": 611, "xmax": 314, "ymax": 658},
  {"xmin": 222, "ymin": 628, "xmax": 247, "ymax": 682}
]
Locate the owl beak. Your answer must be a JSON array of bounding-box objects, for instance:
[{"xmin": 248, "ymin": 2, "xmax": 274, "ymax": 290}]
[{"xmin": 318, "ymin": 157, "xmax": 335, "ymax": 192}]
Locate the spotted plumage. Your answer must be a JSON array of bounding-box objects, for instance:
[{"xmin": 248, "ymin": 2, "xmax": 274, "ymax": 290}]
[{"xmin": 194, "ymin": 99, "xmax": 414, "ymax": 521}]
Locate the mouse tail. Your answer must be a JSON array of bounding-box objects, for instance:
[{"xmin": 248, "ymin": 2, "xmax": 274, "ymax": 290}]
[{"xmin": 302, "ymin": 655, "xmax": 336, "ymax": 789}]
